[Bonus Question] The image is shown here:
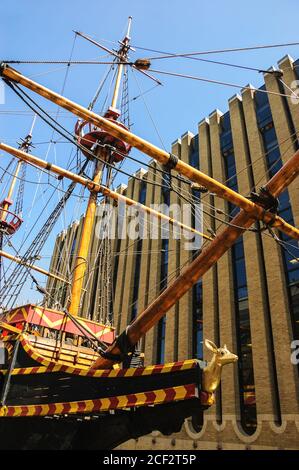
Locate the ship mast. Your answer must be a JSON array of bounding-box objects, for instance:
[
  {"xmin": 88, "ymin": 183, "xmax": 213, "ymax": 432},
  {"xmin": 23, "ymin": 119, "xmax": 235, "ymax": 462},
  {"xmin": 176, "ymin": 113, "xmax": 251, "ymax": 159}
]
[
  {"xmin": 68, "ymin": 18, "xmax": 132, "ymax": 317},
  {"xmin": 0, "ymin": 116, "xmax": 35, "ymax": 223},
  {"xmin": 0, "ymin": 163, "xmax": 20, "ymax": 221},
  {"xmin": 0, "ymin": 117, "xmax": 35, "ymax": 285},
  {"xmin": 111, "ymin": 16, "xmax": 132, "ymax": 109}
]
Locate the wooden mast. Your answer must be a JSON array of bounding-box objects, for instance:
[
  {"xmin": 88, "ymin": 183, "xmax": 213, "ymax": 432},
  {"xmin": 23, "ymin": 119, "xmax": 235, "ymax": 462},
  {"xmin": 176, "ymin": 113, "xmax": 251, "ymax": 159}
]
[
  {"xmin": 68, "ymin": 18, "xmax": 132, "ymax": 317},
  {"xmin": 67, "ymin": 159, "xmax": 103, "ymax": 316},
  {"xmin": 111, "ymin": 16, "xmax": 132, "ymax": 109},
  {"xmin": 0, "ymin": 118, "xmax": 36, "ymax": 284},
  {"xmin": 0, "ymin": 117, "xmax": 35, "ymax": 221},
  {"xmin": 0, "ymin": 64, "xmax": 298, "ymax": 240},
  {"xmin": 0, "ymin": 161, "xmax": 21, "ymax": 222}
]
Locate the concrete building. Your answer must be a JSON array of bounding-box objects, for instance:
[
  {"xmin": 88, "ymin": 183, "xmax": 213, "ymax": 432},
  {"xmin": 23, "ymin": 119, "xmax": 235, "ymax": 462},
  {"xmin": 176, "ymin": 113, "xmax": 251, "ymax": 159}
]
[{"xmin": 47, "ymin": 55, "xmax": 299, "ymax": 449}]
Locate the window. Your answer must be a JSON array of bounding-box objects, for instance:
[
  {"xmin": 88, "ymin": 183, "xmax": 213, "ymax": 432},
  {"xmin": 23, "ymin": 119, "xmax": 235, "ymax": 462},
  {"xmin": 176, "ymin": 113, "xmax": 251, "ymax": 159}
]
[
  {"xmin": 68, "ymin": 234, "xmax": 77, "ymax": 273},
  {"xmin": 156, "ymin": 238, "xmax": 169, "ymax": 364},
  {"xmin": 259, "ymin": 118, "xmax": 299, "ymax": 347},
  {"xmin": 190, "ymin": 134, "xmax": 199, "ymax": 169},
  {"xmin": 156, "ymin": 316, "xmax": 166, "ymax": 364},
  {"xmin": 161, "ymin": 170, "xmax": 171, "ymax": 206},
  {"xmin": 190, "ymin": 139, "xmax": 203, "ymax": 359},
  {"xmin": 192, "ymin": 280, "xmax": 203, "ymax": 359},
  {"xmin": 290, "ymin": 284, "xmax": 299, "ymax": 339},
  {"xmin": 221, "ymin": 113, "xmax": 257, "ymax": 434},
  {"xmin": 130, "ymin": 238, "xmax": 143, "ymax": 321},
  {"xmin": 255, "ymin": 85, "xmax": 273, "ymax": 127},
  {"xmin": 130, "ymin": 181, "xmax": 147, "ymax": 321},
  {"xmin": 113, "ymin": 238, "xmax": 121, "ymax": 297},
  {"xmin": 139, "ymin": 179, "xmax": 147, "ymax": 205},
  {"xmin": 156, "ymin": 176, "xmax": 170, "ymax": 364}
]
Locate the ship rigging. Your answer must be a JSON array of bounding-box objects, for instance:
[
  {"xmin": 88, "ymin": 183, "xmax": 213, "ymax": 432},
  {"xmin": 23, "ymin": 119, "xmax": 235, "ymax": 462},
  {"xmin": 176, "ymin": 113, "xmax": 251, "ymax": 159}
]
[{"xmin": 0, "ymin": 18, "xmax": 299, "ymax": 449}]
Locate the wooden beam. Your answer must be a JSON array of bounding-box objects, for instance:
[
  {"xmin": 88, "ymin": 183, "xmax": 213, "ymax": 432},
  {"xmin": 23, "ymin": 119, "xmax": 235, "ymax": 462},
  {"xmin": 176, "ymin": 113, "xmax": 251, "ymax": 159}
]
[
  {"xmin": 0, "ymin": 249, "xmax": 70, "ymax": 284},
  {"xmin": 91, "ymin": 147, "xmax": 299, "ymax": 369},
  {"xmin": 0, "ymin": 320, "xmax": 22, "ymax": 335},
  {"xmin": 1, "ymin": 64, "xmax": 298, "ymax": 240},
  {"xmin": 0, "ymin": 142, "xmax": 213, "ymax": 242}
]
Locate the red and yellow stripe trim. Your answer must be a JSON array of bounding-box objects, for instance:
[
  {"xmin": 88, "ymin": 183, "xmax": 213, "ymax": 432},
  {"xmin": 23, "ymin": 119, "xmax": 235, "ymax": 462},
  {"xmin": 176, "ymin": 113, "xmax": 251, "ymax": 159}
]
[
  {"xmin": 6, "ymin": 334, "xmax": 198, "ymax": 378},
  {"xmin": 0, "ymin": 383, "xmax": 198, "ymax": 417},
  {"xmin": 0, "ymin": 359, "xmax": 198, "ymax": 379},
  {"xmin": 4, "ymin": 342, "xmax": 14, "ymax": 360}
]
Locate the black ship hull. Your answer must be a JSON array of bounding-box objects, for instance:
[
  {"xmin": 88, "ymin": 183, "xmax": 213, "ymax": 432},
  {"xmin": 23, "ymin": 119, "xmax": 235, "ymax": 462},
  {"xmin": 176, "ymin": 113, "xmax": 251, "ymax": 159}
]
[
  {"xmin": 0, "ymin": 399, "xmax": 204, "ymax": 450},
  {"xmin": 0, "ymin": 335, "xmax": 211, "ymax": 449}
]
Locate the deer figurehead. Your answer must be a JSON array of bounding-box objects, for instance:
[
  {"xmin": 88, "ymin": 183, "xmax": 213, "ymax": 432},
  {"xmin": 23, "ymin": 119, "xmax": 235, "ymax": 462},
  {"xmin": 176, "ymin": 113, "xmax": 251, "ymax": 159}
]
[{"xmin": 202, "ymin": 339, "xmax": 238, "ymax": 393}]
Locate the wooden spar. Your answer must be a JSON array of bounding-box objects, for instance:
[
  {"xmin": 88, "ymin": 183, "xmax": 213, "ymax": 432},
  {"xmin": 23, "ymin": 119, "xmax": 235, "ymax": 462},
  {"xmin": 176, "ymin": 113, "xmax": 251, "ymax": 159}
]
[
  {"xmin": 0, "ymin": 142, "xmax": 213, "ymax": 242},
  {"xmin": 91, "ymin": 147, "xmax": 299, "ymax": 369},
  {"xmin": 1, "ymin": 64, "xmax": 298, "ymax": 240},
  {"xmin": 0, "ymin": 141, "xmax": 298, "ymax": 240},
  {"xmin": 74, "ymin": 24, "xmax": 162, "ymax": 86},
  {"xmin": 67, "ymin": 20, "xmax": 133, "ymax": 316},
  {"xmin": 111, "ymin": 62, "xmax": 124, "ymax": 109},
  {"xmin": 68, "ymin": 159, "xmax": 104, "ymax": 316},
  {"xmin": 0, "ymin": 161, "xmax": 22, "ymax": 219},
  {"xmin": 0, "ymin": 249, "xmax": 70, "ymax": 284},
  {"xmin": 1, "ymin": 123, "xmax": 34, "ymax": 221},
  {"xmin": 111, "ymin": 17, "xmax": 132, "ymax": 109},
  {"xmin": 0, "ymin": 320, "xmax": 22, "ymax": 335}
]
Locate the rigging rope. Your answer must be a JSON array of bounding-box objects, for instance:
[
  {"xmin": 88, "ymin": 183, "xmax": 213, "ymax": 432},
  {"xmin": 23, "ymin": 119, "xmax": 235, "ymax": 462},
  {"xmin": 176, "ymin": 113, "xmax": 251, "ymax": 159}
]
[
  {"xmin": 0, "ymin": 159, "xmax": 89, "ymax": 309},
  {"xmin": 120, "ymin": 65, "xmax": 130, "ymax": 128},
  {"xmin": 14, "ymin": 161, "xmax": 26, "ymax": 216},
  {"xmin": 88, "ymin": 62, "xmax": 116, "ymax": 111},
  {"xmin": 5, "ymin": 72, "xmax": 297, "ymax": 247},
  {"xmin": 148, "ymin": 68, "xmax": 294, "ymax": 100},
  {"xmin": 3, "ymin": 60, "xmax": 129, "ymax": 65},
  {"xmin": 139, "ymin": 41, "xmax": 299, "ymax": 60},
  {"xmin": 7, "ymin": 58, "xmax": 296, "ymax": 201},
  {"xmin": 2, "ymin": 35, "xmax": 299, "ymax": 317},
  {"xmin": 6, "ymin": 67, "xmax": 295, "ymax": 203},
  {"xmin": 4, "ymin": 80, "xmax": 169, "ymax": 190},
  {"xmin": 0, "ymin": 158, "xmax": 14, "ymax": 185}
]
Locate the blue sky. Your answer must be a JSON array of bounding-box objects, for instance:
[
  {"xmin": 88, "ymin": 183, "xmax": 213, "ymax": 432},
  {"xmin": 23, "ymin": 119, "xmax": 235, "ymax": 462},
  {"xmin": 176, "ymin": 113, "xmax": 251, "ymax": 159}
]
[{"xmin": 1, "ymin": 0, "xmax": 299, "ymax": 305}]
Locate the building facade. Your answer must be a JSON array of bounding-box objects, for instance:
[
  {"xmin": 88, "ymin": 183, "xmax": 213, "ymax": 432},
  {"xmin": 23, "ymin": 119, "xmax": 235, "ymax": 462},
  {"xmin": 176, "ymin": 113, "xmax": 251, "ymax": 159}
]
[{"xmin": 47, "ymin": 54, "xmax": 299, "ymax": 449}]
